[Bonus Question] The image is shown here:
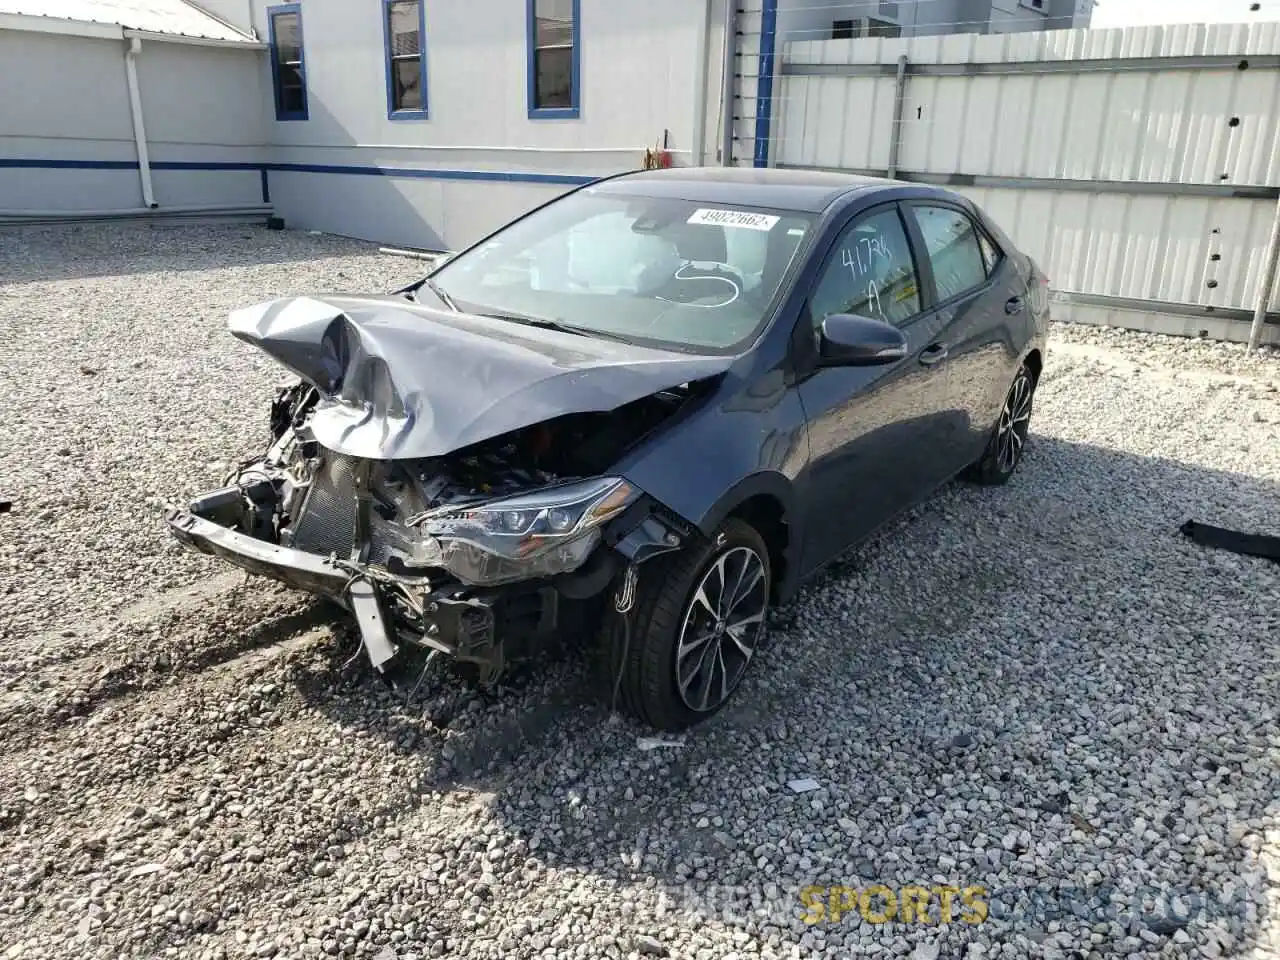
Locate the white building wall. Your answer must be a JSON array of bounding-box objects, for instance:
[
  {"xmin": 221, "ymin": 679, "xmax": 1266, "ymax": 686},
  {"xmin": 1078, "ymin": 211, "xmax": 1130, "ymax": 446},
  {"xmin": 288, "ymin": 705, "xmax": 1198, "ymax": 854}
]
[
  {"xmin": 0, "ymin": 26, "xmax": 266, "ymax": 214},
  {"xmin": 243, "ymin": 0, "xmax": 725, "ymax": 251},
  {"xmin": 137, "ymin": 41, "xmax": 271, "ymax": 207},
  {"xmin": 0, "ymin": 30, "xmax": 142, "ymax": 210},
  {"xmin": 774, "ymin": 0, "xmax": 1088, "ymax": 42}
]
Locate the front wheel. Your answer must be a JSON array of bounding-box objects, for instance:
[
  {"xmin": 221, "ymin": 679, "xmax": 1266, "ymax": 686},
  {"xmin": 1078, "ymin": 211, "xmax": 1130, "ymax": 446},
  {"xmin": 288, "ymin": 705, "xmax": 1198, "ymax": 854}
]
[
  {"xmin": 602, "ymin": 519, "xmax": 771, "ymax": 731},
  {"xmin": 963, "ymin": 361, "xmax": 1036, "ymax": 486}
]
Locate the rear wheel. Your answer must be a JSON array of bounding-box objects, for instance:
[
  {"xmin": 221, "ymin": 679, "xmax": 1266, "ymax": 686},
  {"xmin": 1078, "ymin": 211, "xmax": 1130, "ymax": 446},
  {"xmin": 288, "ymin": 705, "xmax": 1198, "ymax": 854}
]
[
  {"xmin": 964, "ymin": 361, "xmax": 1036, "ymax": 486},
  {"xmin": 602, "ymin": 519, "xmax": 770, "ymax": 731}
]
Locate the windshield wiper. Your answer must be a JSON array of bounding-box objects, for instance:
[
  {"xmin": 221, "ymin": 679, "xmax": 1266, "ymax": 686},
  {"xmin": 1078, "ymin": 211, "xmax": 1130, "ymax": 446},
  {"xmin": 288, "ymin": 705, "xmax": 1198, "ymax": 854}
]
[
  {"xmin": 422, "ymin": 277, "xmax": 458, "ymax": 312},
  {"xmin": 481, "ymin": 312, "xmax": 638, "ymax": 345}
]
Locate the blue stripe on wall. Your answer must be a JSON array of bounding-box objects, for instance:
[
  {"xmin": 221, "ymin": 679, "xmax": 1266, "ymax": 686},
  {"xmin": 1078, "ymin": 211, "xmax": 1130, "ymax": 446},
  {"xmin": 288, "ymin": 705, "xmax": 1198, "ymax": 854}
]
[
  {"xmin": 753, "ymin": 0, "xmax": 779, "ymax": 169},
  {"xmin": 0, "ymin": 158, "xmax": 141, "ymax": 170},
  {"xmin": 0, "ymin": 157, "xmax": 597, "ymax": 187}
]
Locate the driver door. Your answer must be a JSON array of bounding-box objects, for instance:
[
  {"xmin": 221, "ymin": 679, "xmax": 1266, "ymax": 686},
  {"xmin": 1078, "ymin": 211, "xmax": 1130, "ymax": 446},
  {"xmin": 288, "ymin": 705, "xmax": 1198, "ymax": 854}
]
[{"xmin": 795, "ymin": 203, "xmax": 961, "ymax": 574}]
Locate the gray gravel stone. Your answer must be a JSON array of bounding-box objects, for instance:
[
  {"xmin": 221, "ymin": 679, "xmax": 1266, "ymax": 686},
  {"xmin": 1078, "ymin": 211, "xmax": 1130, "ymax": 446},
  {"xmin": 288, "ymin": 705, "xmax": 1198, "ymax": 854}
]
[{"xmin": 0, "ymin": 223, "xmax": 1277, "ymax": 960}]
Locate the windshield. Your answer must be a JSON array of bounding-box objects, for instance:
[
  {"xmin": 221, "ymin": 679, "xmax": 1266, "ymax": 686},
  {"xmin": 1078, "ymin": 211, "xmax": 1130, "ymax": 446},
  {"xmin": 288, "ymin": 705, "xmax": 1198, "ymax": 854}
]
[{"xmin": 427, "ymin": 188, "xmax": 815, "ymax": 353}]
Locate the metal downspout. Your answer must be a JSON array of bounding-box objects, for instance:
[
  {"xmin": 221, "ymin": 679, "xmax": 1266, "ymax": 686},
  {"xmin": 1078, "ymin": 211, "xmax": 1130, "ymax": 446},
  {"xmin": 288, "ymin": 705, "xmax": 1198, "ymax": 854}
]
[
  {"xmin": 124, "ymin": 36, "xmax": 158, "ymax": 209},
  {"xmin": 752, "ymin": 0, "xmax": 779, "ymax": 169},
  {"xmin": 719, "ymin": 0, "xmax": 737, "ymax": 165},
  {"xmin": 692, "ymin": 0, "xmax": 712, "ymax": 166}
]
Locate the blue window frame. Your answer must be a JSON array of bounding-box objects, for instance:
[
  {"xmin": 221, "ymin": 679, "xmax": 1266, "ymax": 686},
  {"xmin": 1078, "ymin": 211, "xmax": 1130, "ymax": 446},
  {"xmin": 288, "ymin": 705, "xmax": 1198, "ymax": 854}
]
[
  {"xmin": 383, "ymin": 0, "xmax": 428, "ymax": 120},
  {"xmin": 526, "ymin": 0, "xmax": 580, "ymax": 119},
  {"xmin": 268, "ymin": 3, "xmax": 308, "ymax": 121}
]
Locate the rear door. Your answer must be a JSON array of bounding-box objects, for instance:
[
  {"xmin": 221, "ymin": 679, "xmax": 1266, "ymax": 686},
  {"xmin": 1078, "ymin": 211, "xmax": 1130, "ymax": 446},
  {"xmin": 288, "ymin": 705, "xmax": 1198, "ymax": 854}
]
[
  {"xmin": 794, "ymin": 203, "xmax": 962, "ymax": 573},
  {"xmin": 904, "ymin": 201, "xmax": 1024, "ymax": 465}
]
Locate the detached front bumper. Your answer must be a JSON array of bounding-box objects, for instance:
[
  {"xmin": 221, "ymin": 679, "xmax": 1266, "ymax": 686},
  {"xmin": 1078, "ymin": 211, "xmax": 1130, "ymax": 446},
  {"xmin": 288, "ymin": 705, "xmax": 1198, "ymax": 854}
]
[
  {"xmin": 166, "ymin": 473, "xmax": 693, "ymax": 679},
  {"xmin": 167, "ymin": 508, "xmax": 403, "ymax": 670},
  {"xmin": 168, "ymin": 509, "xmax": 351, "ymax": 597}
]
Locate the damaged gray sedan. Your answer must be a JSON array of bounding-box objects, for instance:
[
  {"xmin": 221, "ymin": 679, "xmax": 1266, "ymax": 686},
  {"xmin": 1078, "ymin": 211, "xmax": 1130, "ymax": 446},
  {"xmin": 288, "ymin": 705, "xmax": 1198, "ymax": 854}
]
[{"xmin": 169, "ymin": 168, "xmax": 1049, "ymax": 729}]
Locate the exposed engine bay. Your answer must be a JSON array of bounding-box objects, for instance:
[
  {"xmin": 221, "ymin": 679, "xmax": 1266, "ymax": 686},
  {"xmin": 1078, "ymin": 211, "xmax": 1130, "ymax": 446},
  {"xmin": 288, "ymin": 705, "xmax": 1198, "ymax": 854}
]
[{"xmin": 171, "ymin": 379, "xmax": 697, "ymax": 682}]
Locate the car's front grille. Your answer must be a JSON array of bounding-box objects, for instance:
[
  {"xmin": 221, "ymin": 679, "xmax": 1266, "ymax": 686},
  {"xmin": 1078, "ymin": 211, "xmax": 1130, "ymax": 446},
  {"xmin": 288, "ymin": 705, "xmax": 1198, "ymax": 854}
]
[{"xmin": 287, "ymin": 455, "xmax": 358, "ymax": 559}]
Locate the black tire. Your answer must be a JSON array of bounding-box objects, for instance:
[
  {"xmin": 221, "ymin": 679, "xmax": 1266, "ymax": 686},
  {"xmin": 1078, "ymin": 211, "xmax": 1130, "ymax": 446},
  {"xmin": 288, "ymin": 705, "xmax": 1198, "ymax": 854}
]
[
  {"xmin": 963, "ymin": 361, "xmax": 1037, "ymax": 486},
  {"xmin": 601, "ymin": 518, "xmax": 771, "ymax": 731}
]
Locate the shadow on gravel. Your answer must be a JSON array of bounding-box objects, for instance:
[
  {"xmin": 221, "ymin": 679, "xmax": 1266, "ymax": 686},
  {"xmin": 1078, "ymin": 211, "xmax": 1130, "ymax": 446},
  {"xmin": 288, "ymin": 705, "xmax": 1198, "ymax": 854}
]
[
  {"xmin": 0, "ymin": 222, "xmax": 389, "ymax": 284},
  {"xmin": 4, "ymin": 596, "xmax": 340, "ymax": 742},
  {"xmin": 275, "ymin": 436, "xmax": 1276, "ymax": 956}
]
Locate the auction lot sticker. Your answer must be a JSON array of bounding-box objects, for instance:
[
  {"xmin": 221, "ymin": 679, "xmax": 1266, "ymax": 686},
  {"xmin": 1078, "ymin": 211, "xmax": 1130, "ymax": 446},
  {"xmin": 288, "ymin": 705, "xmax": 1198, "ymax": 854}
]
[{"xmin": 687, "ymin": 208, "xmax": 780, "ymax": 231}]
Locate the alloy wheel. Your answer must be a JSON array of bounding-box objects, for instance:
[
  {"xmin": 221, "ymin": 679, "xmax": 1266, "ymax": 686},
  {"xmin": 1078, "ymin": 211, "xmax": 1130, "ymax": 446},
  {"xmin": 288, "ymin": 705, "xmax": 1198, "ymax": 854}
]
[
  {"xmin": 996, "ymin": 370, "xmax": 1034, "ymax": 473},
  {"xmin": 674, "ymin": 546, "xmax": 768, "ymax": 712}
]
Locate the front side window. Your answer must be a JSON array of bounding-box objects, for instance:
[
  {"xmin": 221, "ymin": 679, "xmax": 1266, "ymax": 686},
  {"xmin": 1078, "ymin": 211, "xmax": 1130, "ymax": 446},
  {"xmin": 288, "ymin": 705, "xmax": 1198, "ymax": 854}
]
[
  {"xmin": 269, "ymin": 4, "xmax": 307, "ymax": 121},
  {"xmin": 429, "ymin": 189, "xmax": 814, "ymax": 353},
  {"xmin": 809, "ymin": 207, "xmax": 921, "ymax": 329},
  {"xmin": 910, "ymin": 205, "xmax": 988, "ymax": 303},
  {"xmin": 528, "ymin": 0, "xmax": 579, "ymax": 118},
  {"xmin": 385, "ymin": 0, "xmax": 428, "ymax": 118}
]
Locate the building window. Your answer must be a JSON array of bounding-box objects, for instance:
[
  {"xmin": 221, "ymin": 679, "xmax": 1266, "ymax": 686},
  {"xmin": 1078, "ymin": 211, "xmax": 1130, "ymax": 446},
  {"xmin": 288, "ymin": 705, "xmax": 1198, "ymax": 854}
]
[
  {"xmin": 527, "ymin": 0, "xmax": 580, "ymax": 119},
  {"xmin": 384, "ymin": 0, "xmax": 428, "ymax": 119},
  {"xmin": 832, "ymin": 19, "xmax": 858, "ymax": 39},
  {"xmin": 866, "ymin": 17, "xmax": 901, "ymax": 37},
  {"xmin": 268, "ymin": 4, "xmax": 307, "ymax": 121}
]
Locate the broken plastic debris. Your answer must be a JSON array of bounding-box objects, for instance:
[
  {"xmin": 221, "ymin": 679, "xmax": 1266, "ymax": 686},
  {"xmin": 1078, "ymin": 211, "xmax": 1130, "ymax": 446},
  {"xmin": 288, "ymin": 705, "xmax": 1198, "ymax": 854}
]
[
  {"xmin": 128, "ymin": 863, "xmax": 166, "ymax": 878},
  {"xmin": 787, "ymin": 778, "xmax": 820, "ymax": 793},
  {"xmin": 636, "ymin": 736, "xmax": 685, "ymax": 751}
]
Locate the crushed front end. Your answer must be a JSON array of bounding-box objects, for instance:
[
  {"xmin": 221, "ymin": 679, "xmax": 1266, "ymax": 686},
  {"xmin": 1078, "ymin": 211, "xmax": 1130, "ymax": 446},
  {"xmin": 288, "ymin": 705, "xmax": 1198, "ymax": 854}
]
[{"xmin": 167, "ymin": 382, "xmax": 693, "ymax": 680}]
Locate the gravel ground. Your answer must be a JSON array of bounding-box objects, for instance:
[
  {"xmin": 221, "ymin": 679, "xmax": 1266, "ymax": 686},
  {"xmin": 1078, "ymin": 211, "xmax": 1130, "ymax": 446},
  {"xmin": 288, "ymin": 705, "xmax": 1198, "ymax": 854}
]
[{"xmin": 1, "ymin": 222, "xmax": 1278, "ymax": 960}]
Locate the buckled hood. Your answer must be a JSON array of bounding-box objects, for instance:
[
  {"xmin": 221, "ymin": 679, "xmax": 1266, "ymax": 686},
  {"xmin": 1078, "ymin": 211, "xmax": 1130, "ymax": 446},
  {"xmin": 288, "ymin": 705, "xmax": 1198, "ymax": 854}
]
[{"xmin": 228, "ymin": 295, "xmax": 733, "ymax": 460}]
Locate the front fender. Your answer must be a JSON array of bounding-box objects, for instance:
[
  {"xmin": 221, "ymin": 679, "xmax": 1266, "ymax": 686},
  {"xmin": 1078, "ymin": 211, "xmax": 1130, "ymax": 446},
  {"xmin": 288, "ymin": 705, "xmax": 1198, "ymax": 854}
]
[{"xmin": 614, "ymin": 369, "xmax": 809, "ymax": 594}]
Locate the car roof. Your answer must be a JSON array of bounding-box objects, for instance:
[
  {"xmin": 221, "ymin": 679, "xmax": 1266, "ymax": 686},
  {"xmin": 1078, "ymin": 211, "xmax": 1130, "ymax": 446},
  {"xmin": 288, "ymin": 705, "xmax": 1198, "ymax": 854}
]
[{"xmin": 593, "ymin": 167, "xmax": 903, "ymax": 214}]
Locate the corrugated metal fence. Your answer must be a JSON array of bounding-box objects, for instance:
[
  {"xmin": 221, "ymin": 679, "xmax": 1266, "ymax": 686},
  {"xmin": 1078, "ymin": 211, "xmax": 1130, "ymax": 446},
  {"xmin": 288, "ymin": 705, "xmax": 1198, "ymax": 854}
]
[{"xmin": 728, "ymin": 3, "xmax": 1280, "ymax": 346}]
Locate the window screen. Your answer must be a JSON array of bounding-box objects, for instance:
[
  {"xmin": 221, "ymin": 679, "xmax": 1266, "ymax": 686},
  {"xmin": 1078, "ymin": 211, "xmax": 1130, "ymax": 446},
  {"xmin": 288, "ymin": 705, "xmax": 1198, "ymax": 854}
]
[
  {"xmin": 270, "ymin": 7, "xmax": 307, "ymax": 121},
  {"xmin": 810, "ymin": 208, "xmax": 920, "ymax": 329},
  {"xmin": 910, "ymin": 205, "xmax": 988, "ymax": 303},
  {"xmin": 531, "ymin": 0, "xmax": 577, "ymax": 113},
  {"xmin": 386, "ymin": 0, "xmax": 426, "ymax": 115}
]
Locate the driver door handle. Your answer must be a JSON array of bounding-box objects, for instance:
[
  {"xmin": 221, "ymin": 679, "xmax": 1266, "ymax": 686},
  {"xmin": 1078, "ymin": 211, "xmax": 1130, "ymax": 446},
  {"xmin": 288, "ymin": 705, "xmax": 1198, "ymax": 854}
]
[{"xmin": 919, "ymin": 343, "xmax": 949, "ymax": 367}]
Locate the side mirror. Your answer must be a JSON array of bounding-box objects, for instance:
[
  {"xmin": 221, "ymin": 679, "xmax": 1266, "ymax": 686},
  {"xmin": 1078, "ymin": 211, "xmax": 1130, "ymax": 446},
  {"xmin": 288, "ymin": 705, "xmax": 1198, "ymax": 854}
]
[{"xmin": 818, "ymin": 313, "xmax": 908, "ymax": 366}]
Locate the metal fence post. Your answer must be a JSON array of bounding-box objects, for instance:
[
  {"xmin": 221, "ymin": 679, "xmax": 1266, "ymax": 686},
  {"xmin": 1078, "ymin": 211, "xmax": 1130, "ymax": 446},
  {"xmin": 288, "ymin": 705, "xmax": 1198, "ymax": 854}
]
[
  {"xmin": 1248, "ymin": 193, "xmax": 1280, "ymax": 352},
  {"xmin": 887, "ymin": 54, "xmax": 909, "ymax": 180}
]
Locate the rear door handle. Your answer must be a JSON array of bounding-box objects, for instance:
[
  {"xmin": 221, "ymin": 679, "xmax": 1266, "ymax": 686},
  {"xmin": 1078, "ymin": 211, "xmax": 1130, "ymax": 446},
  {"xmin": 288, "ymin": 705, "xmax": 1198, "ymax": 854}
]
[
  {"xmin": 1005, "ymin": 296, "xmax": 1024, "ymax": 315},
  {"xmin": 919, "ymin": 343, "xmax": 949, "ymax": 367}
]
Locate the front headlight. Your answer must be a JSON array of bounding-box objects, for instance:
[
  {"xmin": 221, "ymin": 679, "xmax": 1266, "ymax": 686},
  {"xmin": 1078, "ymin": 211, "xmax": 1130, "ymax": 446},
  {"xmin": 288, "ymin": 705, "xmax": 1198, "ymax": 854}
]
[{"xmin": 412, "ymin": 478, "xmax": 639, "ymax": 586}]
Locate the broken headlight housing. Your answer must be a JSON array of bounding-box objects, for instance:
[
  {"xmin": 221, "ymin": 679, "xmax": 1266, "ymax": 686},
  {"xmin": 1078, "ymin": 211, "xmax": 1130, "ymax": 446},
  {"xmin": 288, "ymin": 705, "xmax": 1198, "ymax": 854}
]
[{"xmin": 412, "ymin": 478, "xmax": 639, "ymax": 586}]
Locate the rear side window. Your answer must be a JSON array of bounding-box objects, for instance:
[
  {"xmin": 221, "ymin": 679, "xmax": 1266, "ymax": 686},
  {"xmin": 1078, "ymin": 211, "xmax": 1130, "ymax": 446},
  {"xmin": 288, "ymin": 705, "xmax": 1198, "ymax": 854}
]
[
  {"xmin": 909, "ymin": 205, "xmax": 987, "ymax": 303},
  {"xmin": 809, "ymin": 207, "xmax": 920, "ymax": 328},
  {"xmin": 978, "ymin": 231, "xmax": 1001, "ymax": 274}
]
